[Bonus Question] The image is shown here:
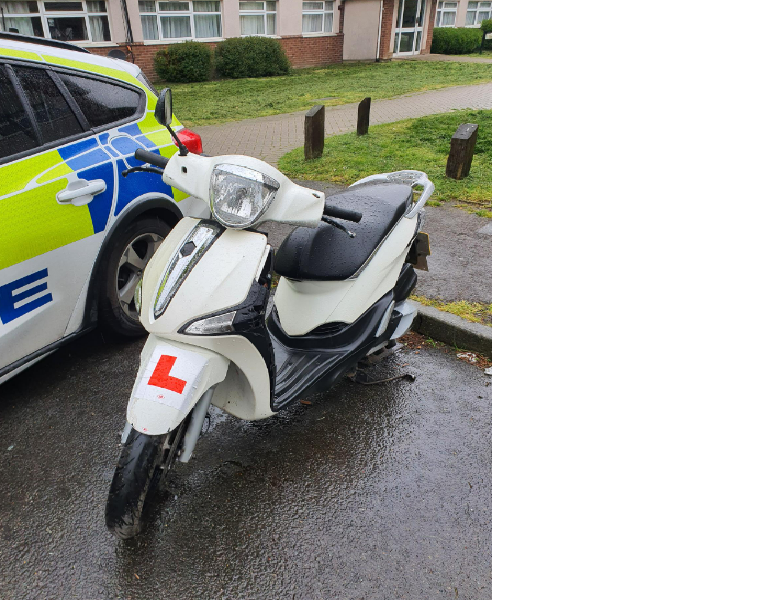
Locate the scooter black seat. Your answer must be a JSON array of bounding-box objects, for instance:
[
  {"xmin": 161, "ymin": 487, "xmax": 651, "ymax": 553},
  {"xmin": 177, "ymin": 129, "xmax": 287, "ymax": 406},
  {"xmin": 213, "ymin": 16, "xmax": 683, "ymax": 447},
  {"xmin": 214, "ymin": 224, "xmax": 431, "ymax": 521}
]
[{"xmin": 274, "ymin": 183, "xmax": 413, "ymax": 281}]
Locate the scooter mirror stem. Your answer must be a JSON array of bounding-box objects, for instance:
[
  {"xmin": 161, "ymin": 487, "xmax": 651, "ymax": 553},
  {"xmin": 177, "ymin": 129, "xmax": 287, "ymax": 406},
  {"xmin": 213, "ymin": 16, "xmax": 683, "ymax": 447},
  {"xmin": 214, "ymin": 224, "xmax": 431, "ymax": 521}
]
[{"xmin": 166, "ymin": 124, "xmax": 189, "ymax": 156}]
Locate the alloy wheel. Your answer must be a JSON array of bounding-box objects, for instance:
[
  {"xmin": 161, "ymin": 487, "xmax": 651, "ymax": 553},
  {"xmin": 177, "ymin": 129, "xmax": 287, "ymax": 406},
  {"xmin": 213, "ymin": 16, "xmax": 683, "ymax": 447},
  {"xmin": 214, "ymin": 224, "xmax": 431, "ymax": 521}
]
[{"xmin": 116, "ymin": 232, "xmax": 163, "ymax": 321}]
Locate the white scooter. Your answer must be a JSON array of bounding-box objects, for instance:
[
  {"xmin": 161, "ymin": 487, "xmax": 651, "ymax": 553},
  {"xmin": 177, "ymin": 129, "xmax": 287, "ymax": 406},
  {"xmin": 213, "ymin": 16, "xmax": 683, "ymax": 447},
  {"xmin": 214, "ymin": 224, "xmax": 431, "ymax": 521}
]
[{"xmin": 105, "ymin": 90, "xmax": 432, "ymax": 538}]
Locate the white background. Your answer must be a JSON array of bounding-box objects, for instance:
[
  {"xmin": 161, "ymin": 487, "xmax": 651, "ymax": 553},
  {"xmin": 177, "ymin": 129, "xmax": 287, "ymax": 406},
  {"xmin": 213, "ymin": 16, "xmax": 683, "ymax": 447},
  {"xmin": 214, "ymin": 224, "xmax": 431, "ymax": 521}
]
[{"xmin": 503, "ymin": 1, "xmax": 768, "ymax": 611}]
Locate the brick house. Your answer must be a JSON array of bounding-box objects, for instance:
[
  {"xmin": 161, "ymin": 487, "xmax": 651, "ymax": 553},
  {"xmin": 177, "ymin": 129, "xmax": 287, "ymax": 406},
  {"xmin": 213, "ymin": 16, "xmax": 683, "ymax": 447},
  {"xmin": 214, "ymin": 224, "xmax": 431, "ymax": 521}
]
[{"xmin": 0, "ymin": 0, "xmax": 450, "ymax": 80}]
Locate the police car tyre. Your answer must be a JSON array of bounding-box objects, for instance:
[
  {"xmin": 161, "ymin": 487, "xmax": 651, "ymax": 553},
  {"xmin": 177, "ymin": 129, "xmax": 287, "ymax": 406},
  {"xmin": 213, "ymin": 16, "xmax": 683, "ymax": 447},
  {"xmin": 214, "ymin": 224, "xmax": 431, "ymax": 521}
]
[
  {"xmin": 105, "ymin": 429, "xmax": 165, "ymax": 540},
  {"xmin": 99, "ymin": 217, "xmax": 171, "ymax": 338}
]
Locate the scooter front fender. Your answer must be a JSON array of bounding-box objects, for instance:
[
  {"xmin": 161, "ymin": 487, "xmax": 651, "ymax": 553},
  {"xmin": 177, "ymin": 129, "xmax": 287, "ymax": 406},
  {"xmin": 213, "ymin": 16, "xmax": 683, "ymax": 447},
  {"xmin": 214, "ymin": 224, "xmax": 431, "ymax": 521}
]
[{"xmin": 127, "ymin": 334, "xmax": 229, "ymax": 435}]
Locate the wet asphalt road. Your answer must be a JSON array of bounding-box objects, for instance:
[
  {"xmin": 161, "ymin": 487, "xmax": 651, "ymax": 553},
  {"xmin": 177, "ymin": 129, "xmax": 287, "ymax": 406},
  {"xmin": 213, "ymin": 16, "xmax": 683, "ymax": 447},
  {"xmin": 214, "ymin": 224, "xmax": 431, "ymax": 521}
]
[{"xmin": 0, "ymin": 330, "xmax": 491, "ymax": 599}]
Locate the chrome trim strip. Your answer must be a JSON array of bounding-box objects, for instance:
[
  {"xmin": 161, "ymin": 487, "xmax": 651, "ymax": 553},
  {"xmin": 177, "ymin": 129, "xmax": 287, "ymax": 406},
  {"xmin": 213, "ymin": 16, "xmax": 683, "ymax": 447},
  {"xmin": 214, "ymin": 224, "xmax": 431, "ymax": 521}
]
[{"xmin": 153, "ymin": 220, "xmax": 224, "ymax": 319}]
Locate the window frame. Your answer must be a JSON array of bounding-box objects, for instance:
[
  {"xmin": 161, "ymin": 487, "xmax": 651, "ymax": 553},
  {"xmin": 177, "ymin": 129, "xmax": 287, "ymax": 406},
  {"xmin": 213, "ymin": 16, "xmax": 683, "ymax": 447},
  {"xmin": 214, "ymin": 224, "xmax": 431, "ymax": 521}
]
[
  {"xmin": 0, "ymin": 59, "xmax": 146, "ymax": 166},
  {"xmin": 301, "ymin": 0, "xmax": 334, "ymax": 36},
  {"xmin": 434, "ymin": 1, "xmax": 458, "ymax": 28},
  {"xmin": 138, "ymin": 0, "xmax": 223, "ymax": 42},
  {"xmin": 465, "ymin": 1, "xmax": 492, "ymax": 27},
  {"xmin": 239, "ymin": 1, "xmax": 277, "ymax": 38},
  {"xmin": 0, "ymin": 1, "xmax": 113, "ymax": 44}
]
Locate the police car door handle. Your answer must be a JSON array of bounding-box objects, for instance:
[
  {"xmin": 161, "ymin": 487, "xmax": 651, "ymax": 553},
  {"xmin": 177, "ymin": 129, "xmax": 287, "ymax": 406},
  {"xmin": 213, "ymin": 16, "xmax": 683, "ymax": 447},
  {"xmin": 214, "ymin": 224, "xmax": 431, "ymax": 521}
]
[{"xmin": 56, "ymin": 179, "xmax": 107, "ymax": 207}]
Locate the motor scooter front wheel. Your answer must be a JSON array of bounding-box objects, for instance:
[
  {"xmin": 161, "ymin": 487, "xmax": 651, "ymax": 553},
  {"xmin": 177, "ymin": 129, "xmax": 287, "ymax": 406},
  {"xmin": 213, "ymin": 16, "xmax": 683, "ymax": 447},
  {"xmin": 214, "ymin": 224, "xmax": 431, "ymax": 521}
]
[{"xmin": 105, "ymin": 425, "xmax": 183, "ymax": 539}]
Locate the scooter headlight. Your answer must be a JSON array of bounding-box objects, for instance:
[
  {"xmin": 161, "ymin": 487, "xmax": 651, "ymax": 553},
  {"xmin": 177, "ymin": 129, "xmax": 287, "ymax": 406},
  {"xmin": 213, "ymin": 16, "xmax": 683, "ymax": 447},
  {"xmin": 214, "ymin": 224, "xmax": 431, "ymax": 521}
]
[{"xmin": 210, "ymin": 163, "xmax": 280, "ymax": 229}]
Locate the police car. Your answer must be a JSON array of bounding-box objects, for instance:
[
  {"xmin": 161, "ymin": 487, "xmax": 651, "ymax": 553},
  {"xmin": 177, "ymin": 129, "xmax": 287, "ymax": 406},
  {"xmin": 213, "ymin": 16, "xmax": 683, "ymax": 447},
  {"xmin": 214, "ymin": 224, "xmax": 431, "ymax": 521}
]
[{"xmin": 0, "ymin": 33, "xmax": 209, "ymax": 384}]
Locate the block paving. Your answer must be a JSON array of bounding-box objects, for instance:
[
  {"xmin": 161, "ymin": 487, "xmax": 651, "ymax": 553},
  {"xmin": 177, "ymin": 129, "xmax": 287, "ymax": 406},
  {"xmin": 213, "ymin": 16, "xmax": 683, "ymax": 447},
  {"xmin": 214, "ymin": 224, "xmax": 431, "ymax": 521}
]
[{"xmin": 194, "ymin": 82, "xmax": 492, "ymax": 165}]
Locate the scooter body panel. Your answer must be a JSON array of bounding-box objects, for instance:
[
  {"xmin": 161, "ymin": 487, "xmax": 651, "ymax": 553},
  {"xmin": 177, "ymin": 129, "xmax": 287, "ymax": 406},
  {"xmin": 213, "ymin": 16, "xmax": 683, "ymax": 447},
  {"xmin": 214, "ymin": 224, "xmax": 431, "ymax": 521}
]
[
  {"xmin": 140, "ymin": 219, "xmax": 270, "ymax": 334},
  {"xmin": 183, "ymin": 333, "xmax": 274, "ymax": 421},
  {"xmin": 133, "ymin": 218, "xmax": 275, "ymax": 424},
  {"xmin": 273, "ymin": 214, "xmax": 418, "ymax": 336},
  {"xmin": 127, "ymin": 334, "xmax": 229, "ymax": 435}
]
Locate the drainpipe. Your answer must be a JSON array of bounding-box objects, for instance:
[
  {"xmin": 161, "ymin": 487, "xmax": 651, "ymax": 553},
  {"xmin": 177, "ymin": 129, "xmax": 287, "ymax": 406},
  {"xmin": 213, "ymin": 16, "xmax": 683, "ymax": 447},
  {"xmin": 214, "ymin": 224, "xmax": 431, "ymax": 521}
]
[
  {"xmin": 376, "ymin": 0, "xmax": 383, "ymax": 61},
  {"xmin": 120, "ymin": 0, "xmax": 135, "ymax": 63}
]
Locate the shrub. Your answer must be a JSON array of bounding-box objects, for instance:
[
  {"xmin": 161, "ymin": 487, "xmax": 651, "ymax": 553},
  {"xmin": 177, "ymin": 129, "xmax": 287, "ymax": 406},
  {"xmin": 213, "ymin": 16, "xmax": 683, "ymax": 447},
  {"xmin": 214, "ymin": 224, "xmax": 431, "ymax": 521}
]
[
  {"xmin": 430, "ymin": 27, "xmax": 483, "ymax": 55},
  {"xmin": 216, "ymin": 36, "xmax": 291, "ymax": 79},
  {"xmin": 154, "ymin": 41, "xmax": 212, "ymax": 83}
]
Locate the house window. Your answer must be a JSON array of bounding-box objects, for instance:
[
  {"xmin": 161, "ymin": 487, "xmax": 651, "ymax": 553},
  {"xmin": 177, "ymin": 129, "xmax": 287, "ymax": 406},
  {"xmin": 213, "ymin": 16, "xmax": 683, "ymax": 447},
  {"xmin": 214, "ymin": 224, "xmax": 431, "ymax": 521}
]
[
  {"xmin": 239, "ymin": 1, "xmax": 276, "ymax": 36},
  {"xmin": 435, "ymin": 1, "xmax": 457, "ymax": 27},
  {"xmin": 0, "ymin": 1, "xmax": 111, "ymax": 42},
  {"xmin": 302, "ymin": 1, "xmax": 332, "ymax": 34},
  {"xmin": 465, "ymin": 1, "xmax": 491, "ymax": 26},
  {"xmin": 139, "ymin": 1, "xmax": 222, "ymax": 41}
]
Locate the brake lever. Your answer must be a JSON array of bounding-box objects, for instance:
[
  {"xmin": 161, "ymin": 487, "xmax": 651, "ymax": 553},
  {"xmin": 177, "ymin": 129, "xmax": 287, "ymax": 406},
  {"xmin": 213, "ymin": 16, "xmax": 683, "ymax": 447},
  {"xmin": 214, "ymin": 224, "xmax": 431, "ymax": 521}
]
[
  {"xmin": 322, "ymin": 216, "xmax": 356, "ymax": 238},
  {"xmin": 121, "ymin": 166, "xmax": 164, "ymax": 178}
]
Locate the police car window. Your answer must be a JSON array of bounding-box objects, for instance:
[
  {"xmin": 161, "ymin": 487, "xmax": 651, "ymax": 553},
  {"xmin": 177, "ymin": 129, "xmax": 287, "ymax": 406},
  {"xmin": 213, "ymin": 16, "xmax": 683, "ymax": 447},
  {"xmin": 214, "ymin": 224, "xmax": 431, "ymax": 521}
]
[
  {"xmin": 14, "ymin": 66, "xmax": 82, "ymax": 144},
  {"xmin": 0, "ymin": 68, "xmax": 38, "ymax": 158},
  {"xmin": 58, "ymin": 74, "xmax": 141, "ymax": 130}
]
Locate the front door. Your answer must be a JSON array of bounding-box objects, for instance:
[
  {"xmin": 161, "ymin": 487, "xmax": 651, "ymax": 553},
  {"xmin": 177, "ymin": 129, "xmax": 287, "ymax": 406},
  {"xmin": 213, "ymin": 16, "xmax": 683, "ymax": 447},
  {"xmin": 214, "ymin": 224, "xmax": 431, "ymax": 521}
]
[{"xmin": 394, "ymin": 0, "xmax": 427, "ymax": 56}]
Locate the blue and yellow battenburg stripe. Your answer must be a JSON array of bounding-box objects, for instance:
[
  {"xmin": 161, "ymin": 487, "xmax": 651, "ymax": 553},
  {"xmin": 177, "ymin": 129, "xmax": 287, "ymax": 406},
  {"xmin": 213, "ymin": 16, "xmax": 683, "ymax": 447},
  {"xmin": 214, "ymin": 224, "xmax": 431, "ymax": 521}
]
[{"xmin": 0, "ymin": 48, "xmax": 189, "ymax": 270}]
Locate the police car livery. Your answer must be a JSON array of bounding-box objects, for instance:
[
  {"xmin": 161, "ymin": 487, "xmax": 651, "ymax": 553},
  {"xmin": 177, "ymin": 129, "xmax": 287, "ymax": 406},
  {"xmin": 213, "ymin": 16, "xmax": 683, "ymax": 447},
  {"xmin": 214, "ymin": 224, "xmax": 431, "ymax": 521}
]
[{"xmin": 0, "ymin": 33, "xmax": 209, "ymax": 384}]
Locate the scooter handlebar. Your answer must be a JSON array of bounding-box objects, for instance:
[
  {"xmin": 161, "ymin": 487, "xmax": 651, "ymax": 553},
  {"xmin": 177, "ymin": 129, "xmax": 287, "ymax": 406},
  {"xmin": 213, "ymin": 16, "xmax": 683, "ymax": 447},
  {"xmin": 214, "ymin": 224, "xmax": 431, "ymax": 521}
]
[
  {"xmin": 134, "ymin": 148, "xmax": 170, "ymax": 169},
  {"xmin": 323, "ymin": 204, "xmax": 362, "ymax": 223}
]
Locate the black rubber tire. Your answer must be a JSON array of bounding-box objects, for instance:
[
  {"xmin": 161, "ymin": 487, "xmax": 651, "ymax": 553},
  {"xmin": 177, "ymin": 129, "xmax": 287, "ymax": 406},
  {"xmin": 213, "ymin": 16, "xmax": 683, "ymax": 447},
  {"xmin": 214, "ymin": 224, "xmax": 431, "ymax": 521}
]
[
  {"xmin": 98, "ymin": 216, "xmax": 171, "ymax": 339},
  {"xmin": 105, "ymin": 429, "xmax": 165, "ymax": 540}
]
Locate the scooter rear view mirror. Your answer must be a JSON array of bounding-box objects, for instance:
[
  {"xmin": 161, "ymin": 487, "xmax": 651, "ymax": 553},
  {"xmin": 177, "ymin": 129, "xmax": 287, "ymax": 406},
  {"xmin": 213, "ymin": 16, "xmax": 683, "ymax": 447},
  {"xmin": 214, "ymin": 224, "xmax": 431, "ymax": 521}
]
[
  {"xmin": 154, "ymin": 88, "xmax": 173, "ymax": 127},
  {"xmin": 155, "ymin": 88, "xmax": 188, "ymax": 156}
]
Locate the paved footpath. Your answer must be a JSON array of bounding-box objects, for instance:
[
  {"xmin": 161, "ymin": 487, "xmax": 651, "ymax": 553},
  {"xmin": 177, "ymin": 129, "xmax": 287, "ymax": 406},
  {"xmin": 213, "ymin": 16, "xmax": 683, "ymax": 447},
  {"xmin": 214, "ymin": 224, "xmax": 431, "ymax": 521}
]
[{"xmin": 195, "ymin": 81, "xmax": 492, "ymax": 165}]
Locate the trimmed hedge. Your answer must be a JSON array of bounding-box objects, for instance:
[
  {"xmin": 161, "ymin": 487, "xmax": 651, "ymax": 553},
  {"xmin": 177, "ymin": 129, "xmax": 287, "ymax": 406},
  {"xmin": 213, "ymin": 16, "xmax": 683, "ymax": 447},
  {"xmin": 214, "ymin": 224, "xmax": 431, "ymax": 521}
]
[
  {"xmin": 216, "ymin": 36, "xmax": 291, "ymax": 79},
  {"xmin": 154, "ymin": 41, "xmax": 213, "ymax": 83},
  {"xmin": 430, "ymin": 27, "xmax": 483, "ymax": 55}
]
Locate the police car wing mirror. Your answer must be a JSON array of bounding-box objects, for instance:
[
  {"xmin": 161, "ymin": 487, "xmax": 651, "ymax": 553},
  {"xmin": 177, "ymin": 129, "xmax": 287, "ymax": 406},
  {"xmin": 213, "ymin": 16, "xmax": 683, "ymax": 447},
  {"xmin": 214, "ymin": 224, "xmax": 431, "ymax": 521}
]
[{"xmin": 155, "ymin": 88, "xmax": 188, "ymax": 156}]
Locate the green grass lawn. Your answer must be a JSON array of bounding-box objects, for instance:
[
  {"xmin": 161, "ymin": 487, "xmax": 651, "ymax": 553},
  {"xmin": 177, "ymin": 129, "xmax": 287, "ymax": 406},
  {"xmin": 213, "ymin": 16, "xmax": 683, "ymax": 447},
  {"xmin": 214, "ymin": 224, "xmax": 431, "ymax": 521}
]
[
  {"xmin": 278, "ymin": 109, "xmax": 492, "ymax": 216},
  {"xmin": 159, "ymin": 61, "xmax": 492, "ymax": 127}
]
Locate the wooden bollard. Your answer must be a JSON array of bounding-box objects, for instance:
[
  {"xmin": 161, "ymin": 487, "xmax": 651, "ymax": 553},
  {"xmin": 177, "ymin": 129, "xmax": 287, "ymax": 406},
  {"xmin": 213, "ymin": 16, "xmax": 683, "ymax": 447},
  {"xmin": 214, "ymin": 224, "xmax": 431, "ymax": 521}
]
[
  {"xmin": 357, "ymin": 97, "xmax": 371, "ymax": 135},
  {"xmin": 304, "ymin": 104, "xmax": 325, "ymax": 160},
  {"xmin": 445, "ymin": 123, "xmax": 479, "ymax": 179}
]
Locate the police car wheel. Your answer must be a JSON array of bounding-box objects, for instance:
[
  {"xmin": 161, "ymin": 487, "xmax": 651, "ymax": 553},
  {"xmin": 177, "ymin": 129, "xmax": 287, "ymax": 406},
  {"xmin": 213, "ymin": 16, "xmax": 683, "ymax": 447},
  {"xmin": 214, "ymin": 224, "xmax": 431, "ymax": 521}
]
[{"xmin": 99, "ymin": 217, "xmax": 171, "ymax": 338}]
